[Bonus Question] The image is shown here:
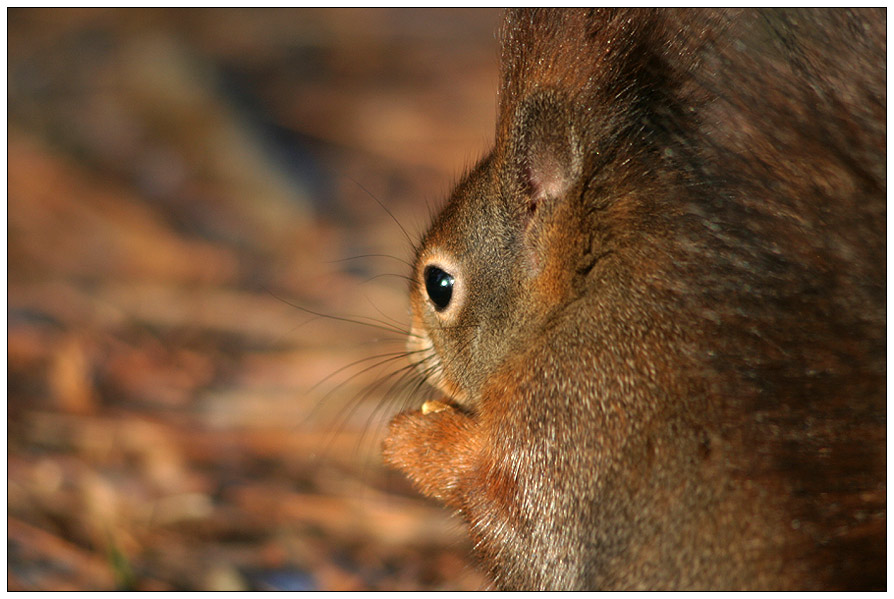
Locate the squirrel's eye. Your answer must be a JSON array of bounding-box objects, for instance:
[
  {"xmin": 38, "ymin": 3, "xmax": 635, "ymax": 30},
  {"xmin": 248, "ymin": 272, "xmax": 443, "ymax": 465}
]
[{"xmin": 424, "ymin": 265, "xmax": 454, "ymax": 311}]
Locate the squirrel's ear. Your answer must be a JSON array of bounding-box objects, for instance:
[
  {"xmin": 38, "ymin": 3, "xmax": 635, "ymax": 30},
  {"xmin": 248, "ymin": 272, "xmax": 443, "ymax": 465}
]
[{"xmin": 512, "ymin": 92, "xmax": 582, "ymax": 206}]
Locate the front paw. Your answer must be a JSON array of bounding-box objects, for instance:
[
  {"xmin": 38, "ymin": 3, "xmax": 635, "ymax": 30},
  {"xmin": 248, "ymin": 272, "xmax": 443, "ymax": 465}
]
[{"xmin": 383, "ymin": 403, "xmax": 480, "ymax": 506}]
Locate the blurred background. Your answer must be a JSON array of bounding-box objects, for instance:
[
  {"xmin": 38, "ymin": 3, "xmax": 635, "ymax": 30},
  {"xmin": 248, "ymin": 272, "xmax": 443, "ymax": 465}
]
[{"xmin": 8, "ymin": 8, "xmax": 502, "ymax": 591}]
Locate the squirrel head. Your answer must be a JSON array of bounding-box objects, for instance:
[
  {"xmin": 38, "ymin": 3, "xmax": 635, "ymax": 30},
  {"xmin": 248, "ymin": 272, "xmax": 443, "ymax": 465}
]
[{"xmin": 407, "ymin": 90, "xmax": 591, "ymax": 404}]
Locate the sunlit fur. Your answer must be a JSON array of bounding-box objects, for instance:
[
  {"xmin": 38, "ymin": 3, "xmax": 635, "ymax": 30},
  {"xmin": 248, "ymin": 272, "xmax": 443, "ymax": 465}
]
[{"xmin": 384, "ymin": 8, "xmax": 885, "ymax": 591}]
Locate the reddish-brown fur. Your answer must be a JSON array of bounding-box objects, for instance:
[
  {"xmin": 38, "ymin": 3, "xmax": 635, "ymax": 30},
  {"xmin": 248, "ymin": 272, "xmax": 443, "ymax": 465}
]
[{"xmin": 384, "ymin": 8, "xmax": 885, "ymax": 590}]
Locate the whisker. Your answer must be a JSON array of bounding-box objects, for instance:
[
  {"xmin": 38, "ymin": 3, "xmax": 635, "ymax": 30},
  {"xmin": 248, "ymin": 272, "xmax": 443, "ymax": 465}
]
[
  {"xmin": 327, "ymin": 254, "xmax": 414, "ymax": 269},
  {"xmin": 363, "ymin": 273, "xmax": 415, "ymax": 285},
  {"xmin": 313, "ymin": 348, "xmax": 428, "ymax": 410},
  {"xmin": 352, "ymin": 360, "xmax": 433, "ymax": 453},
  {"xmin": 341, "ymin": 312, "xmax": 419, "ymax": 338},
  {"xmin": 323, "ymin": 359, "xmax": 423, "ymax": 452},
  {"xmin": 304, "ymin": 357, "xmax": 426, "ymax": 468},
  {"xmin": 347, "ymin": 175, "xmax": 415, "ymax": 249},
  {"xmin": 309, "ymin": 350, "xmax": 421, "ymax": 394},
  {"xmin": 263, "ymin": 285, "xmax": 419, "ymax": 339},
  {"xmin": 364, "ymin": 295, "xmax": 413, "ymax": 331}
]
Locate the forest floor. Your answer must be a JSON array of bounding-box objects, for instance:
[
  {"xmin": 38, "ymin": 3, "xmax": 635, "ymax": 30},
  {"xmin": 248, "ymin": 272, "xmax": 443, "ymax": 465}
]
[{"xmin": 8, "ymin": 8, "xmax": 502, "ymax": 591}]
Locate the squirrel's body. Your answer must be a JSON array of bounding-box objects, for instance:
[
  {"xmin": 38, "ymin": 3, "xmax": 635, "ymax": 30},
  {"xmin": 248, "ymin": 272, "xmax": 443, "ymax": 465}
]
[{"xmin": 384, "ymin": 9, "xmax": 885, "ymax": 590}]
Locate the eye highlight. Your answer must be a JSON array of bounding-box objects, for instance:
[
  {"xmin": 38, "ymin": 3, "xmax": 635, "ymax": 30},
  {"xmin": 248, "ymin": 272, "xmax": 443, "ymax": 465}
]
[{"xmin": 424, "ymin": 265, "xmax": 454, "ymax": 311}]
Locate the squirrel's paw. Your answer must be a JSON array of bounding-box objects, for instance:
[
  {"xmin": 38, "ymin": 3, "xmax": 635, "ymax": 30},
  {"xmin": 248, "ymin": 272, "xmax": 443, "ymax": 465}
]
[{"xmin": 383, "ymin": 402, "xmax": 480, "ymax": 507}]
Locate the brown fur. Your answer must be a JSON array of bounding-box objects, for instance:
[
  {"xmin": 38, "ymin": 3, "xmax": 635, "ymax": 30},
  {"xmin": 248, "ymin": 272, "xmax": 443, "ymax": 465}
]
[{"xmin": 383, "ymin": 8, "xmax": 885, "ymax": 590}]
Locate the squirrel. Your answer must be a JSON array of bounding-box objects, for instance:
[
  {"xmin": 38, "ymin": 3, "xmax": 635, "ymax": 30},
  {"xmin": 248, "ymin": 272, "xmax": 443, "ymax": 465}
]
[{"xmin": 383, "ymin": 8, "xmax": 885, "ymax": 591}]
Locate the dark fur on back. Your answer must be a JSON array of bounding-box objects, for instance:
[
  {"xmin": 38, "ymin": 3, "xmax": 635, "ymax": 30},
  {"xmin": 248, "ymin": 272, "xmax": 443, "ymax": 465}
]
[
  {"xmin": 385, "ymin": 9, "xmax": 885, "ymax": 590},
  {"xmin": 675, "ymin": 9, "xmax": 886, "ymax": 588}
]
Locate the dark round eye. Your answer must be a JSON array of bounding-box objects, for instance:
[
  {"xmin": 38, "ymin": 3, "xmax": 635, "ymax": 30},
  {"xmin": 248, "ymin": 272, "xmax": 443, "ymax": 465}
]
[{"xmin": 424, "ymin": 265, "xmax": 454, "ymax": 311}]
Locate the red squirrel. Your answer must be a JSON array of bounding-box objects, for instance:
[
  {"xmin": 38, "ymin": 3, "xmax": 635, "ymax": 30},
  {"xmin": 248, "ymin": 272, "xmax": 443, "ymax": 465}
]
[{"xmin": 383, "ymin": 8, "xmax": 885, "ymax": 590}]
